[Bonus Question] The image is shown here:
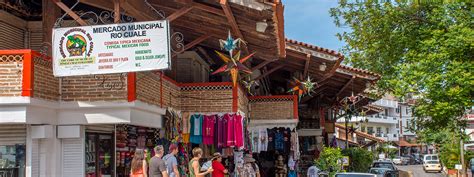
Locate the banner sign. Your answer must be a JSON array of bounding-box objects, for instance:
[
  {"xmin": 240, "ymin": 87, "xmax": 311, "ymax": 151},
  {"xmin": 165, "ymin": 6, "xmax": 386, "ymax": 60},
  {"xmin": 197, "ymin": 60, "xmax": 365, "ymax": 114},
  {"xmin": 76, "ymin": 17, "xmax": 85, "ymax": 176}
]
[{"xmin": 52, "ymin": 20, "xmax": 170, "ymax": 77}]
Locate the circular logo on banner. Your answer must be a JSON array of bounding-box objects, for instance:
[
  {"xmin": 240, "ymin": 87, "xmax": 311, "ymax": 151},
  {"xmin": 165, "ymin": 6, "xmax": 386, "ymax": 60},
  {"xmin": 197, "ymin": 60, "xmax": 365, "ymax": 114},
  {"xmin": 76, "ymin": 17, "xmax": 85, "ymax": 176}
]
[{"xmin": 58, "ymin": 28, "xmax": 94, "ymax": 66}]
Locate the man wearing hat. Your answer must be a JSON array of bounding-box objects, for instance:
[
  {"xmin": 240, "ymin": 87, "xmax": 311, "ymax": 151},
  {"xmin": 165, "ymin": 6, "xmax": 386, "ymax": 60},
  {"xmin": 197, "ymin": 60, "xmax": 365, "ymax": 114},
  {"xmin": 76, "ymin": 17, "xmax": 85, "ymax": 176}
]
[{"xmin": 211, "ymin": 152, "xmax": 228, "ymax": 177}]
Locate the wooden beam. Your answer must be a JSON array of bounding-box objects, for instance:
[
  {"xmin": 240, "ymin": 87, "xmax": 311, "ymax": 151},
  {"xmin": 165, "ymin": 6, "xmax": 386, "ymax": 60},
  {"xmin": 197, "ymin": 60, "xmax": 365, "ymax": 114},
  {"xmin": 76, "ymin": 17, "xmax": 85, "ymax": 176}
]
[
  {"xmin": 303, "ymin": 54, "xmax": 311, "ymax": 78},
  {"xmin": 272, "ymin": 1, "xmax": 286, "ymax": 58},
  {"xmin": 196, "ymin": 46, "xmax": 215, "ymax": 65},
  {"xmin": 220, "ymin": 0, "xmax": 249, "ymax": 54},
  {"xmin": 166, "ymin": 6, "xmax": 194, "ymax": 22},
  {"xmin": 114, "ymin": 0, "xmax": 120, "ymax": 23},
  {"xmin": 324, "ymin": 56, "xmax": 344, "ymax": 78},
  {"xmin": 119, "ymin": 0, "xmax": 155, "ymax": 21},
  {"xmin": 54, "ymin": 1, "xmax": 88, "ymax": 26},
  {"xmin": 192, "ymin": 2, "xmax": 224, "ymax": 15},
  {"xmin": 255, "ymin": 64, "xmax": 284, "ymax": 80},
  {"xmin": 43, "ymin": 0, "xmax": 60, "ymax": 55},
  {"xmin": 336, "ymin": 76, "xmax": 356, "ymax": 97},
  {"xmin": 172, "ymin": 34, "xmax": 211, "ymax": 57},
  {"xmin": 251, "ymin": 60, "xmax": 273, "ymax": 72}
]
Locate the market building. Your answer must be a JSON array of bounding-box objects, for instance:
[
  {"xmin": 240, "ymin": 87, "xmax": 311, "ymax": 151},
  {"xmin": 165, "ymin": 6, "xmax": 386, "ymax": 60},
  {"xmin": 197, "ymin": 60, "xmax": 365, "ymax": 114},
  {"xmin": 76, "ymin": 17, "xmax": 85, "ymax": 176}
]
[{"xmin": 0, "ymin": 0, "xmax": 380, "ymax": 177}]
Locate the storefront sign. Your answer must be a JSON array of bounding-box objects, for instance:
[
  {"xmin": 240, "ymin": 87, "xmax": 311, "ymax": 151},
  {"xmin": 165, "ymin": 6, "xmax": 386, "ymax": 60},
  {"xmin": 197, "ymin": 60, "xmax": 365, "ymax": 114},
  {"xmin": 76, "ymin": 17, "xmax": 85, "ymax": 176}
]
[{"xmin": 52, "ymin": 20, "xmax": 170, "ymax": 77}]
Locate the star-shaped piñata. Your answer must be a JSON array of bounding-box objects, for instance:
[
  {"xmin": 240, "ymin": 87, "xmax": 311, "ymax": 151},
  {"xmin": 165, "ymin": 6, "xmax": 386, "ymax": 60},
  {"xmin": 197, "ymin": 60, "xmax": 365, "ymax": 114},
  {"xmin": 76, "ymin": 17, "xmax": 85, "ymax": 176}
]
[
  {"xmin": 211, "ymin": 50, "xmax": 255, "ymax": 87},
  {"xmin": 288, "ymin": 77, "xmax": 316, "ymax": 100},
  {"xmin": 219, "ymin": 31, "xmax": 246, "ymax": 57}
]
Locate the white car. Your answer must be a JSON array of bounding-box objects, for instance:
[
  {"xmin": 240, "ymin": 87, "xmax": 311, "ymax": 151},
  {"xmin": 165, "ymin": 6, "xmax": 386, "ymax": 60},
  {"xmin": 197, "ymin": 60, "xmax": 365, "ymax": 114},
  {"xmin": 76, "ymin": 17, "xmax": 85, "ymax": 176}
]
[
  {"xmin": 423, "ymin": 160, "xmax": 442, "ymax": 173},
  {"xmin": 392, "ymin": 156, "xmax": 402, "ymax": 165},
  {"xmin": 423, "ymin": 154, "xmax": 439, "ymax": 163}
]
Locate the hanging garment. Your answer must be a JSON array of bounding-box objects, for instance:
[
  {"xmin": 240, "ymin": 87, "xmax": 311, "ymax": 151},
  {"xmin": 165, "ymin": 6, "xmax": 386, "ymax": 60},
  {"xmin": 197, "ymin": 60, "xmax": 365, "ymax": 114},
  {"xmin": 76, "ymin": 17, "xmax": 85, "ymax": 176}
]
[
  {"xmin": 217, "ymin": 115, "xmax": 226, "ymax": 148},
  {"xmin": 274, "ymin": 128, "xmax": 285, "ymax": 152},
  {"xmin": 290, "ymin": 130, "xmax": 300, "ymax": 160},
  {"xmin": 202, "ymin": 115, "xmax": 216, "ymax": 145},
  {"xmin": 234, "ymin": 114, "xmax": 244, "ymax": 148},
  {"xmin": 258, "ymin": 128, "xmax": 268, "ymax": 152},
  {"xmin": 189, "ymin": 114, "xmax": 203, "ymax": 144},
  {"xmin": 251, "ymin": 129, "xmax": 259, "ymax": 153},
  {"xmin": 226, "ymin": 114, "xmax": 236, "ymax": 147},
  {"xmin": 283, "ymin": 127, "xmax": 291, "ymax": 154},
  {"xmin": 182, "ymin": 112, "xmax": 190, "ymax": 143},
  {"xmin": 267, "ymin": 128, "xmax": 275, "ymax": 151}
]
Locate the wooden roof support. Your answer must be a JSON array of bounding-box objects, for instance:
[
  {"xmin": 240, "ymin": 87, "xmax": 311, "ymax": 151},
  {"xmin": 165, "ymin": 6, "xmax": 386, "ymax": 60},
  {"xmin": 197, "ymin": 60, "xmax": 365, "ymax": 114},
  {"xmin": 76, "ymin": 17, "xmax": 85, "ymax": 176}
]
[
  {"xmin": 119, "ymin": 0, "xmax": 155, "ymax": 21},
  {"xmin": 323, "ymin": 56, "xmax": 344, "ymax": 79},
  {"xmin": 114, "ymin": 0, "xmax": 120, "ymax": 23},
  {"xmin": 172, "ymin": 34, "xmax": 211, "ymax": 57},
  {"xmin": 255, "ymin": 64, "xmax": 284, "ymax": 80},
  {"xmin": 272, "ymin": 1, "xmax": 286, "ymax": 58},
  {"xmin": 303, "ymin": 54, "xmax": 310, "ymax": 78},
  {"xmin": 336, "ymin": 76, "xmax": 356, "ymax": 98},
  {"xmin": 53, "ymin": 0, "xmax": 88, "ymax": 26},
  {"xmin": 166, "ymin": 6, "xmax": 194, "ymax": 22},
  {"xmin": 251, "ymin": 60, "xmax": 273, "ymax": 72},
  {"xmin": 192, "ymin": 2, "xmax": 224, "ymax": 15},
  {"xmin": 220, "ymin": 0, "xmax": 249, "ymax": 54}
]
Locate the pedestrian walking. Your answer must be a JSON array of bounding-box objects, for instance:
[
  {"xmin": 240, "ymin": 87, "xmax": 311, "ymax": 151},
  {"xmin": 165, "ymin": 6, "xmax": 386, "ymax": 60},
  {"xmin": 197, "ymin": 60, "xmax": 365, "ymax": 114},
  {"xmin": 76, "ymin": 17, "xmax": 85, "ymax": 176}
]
[
  {"xmin": 163, "ymin": 144, "xmax": 180, "ymax": 177},
  {"xmin": 149, "ymin": 145, "xmax": 168, "ymax": 177},
  {"xmin": 131, "ymin": 149, "xmax": 148, "ymax": 177},
  {"xmin": 189, "ymin": 147, "xmax": 213, "ymax": 177}
]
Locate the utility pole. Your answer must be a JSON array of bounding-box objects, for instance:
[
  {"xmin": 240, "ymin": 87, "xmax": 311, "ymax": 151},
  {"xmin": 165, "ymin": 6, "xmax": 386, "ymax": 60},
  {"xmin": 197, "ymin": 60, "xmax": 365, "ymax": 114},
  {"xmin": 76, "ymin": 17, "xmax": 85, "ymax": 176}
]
[
  {"xmin": 345, "ymin": 115, "xmax": 349, "ymax": 148},
  {"xmin": 399, "ymin": 104, "xmax": 402, "ymax": 156},
  {"xmin": 461, "ymin": 138, "xmax": 465, "ymax": 177}
]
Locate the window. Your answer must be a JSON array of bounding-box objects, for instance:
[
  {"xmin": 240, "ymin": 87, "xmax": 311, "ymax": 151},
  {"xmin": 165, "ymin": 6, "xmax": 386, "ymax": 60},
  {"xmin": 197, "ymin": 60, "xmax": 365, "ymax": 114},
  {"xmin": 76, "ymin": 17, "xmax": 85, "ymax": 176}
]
[
  {"xmin": 376, "ymin": 127, "xmax": 382, "ymax": 134},
  {"xmin": 406, "ymin": 107, "xmax": 410, "ymax": 115},
  {"xmin": 396, "ymin": 107, "xmax": 400, "ymax": 113},
  {"xmin": 385, "ymin": 109, "xmax": 389, "ymax": 116},
  {"xmin": 407, "ymin": 121, "xmax": 411, "ymax": 129},
  {"xmin": 367, "ymin": 127, "xmax": 374, "ymax": 134},
  {"xmin": 396, "ymin": 123, "xmax": 400, "ymax": 128},
  {"xmin": 386, "ymin": 127, "xmax": 389, "ymax": 134},
  {"xmin": 361, "ymin": 126, "xmax": 366, "ymax": 132}
]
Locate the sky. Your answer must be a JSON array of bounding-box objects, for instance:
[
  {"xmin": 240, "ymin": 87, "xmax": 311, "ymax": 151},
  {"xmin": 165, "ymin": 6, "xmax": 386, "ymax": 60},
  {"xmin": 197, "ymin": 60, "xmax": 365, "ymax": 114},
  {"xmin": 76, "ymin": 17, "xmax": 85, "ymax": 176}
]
[{"xmin": 282, "ymin": 0, "xmax": 346, "ymax": 51}]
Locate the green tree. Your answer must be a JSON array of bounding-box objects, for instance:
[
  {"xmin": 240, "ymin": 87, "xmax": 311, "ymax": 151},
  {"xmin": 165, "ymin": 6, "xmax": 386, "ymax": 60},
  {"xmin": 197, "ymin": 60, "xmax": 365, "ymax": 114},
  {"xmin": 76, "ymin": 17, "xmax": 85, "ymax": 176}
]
[
  {"xmin": 342, "ymin": 147, "xmax": 374, "ymax": 172},
  {"xmin": 315, "ymin": 146, "xmax": 344, "ymax": 177},
  {"xmin": 330, "ymin": 1, "xmax": 473, "ymax": 132}
]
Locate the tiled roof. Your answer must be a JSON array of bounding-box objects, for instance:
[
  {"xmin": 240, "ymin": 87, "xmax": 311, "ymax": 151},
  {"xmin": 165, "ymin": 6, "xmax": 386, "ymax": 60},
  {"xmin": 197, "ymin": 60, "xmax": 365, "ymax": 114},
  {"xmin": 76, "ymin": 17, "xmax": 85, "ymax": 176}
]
[
  {"xmin": 335, "ymin": 124, "xmax": 385, "ymax": 142},
  {"xmin": 285, "ymin": 38, "xmax": 343, "ymax": 57}
]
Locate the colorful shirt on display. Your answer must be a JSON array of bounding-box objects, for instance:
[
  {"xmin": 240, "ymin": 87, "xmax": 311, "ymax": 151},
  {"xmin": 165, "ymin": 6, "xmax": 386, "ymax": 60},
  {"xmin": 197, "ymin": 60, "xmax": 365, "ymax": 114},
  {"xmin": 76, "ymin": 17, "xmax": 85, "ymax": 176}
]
[
  {"xmin": 251, "ymin": 129, "xmax": 259, "ymax": 153},
  {"xmin": 274, "ymin": 128, "xmax": 284, "ymax": 151},
  {"xmin": 202, "ymin": 115, "xmax": 216, "ymax": 145},
  {"xmin": 226, "ymin": 114, "xmax": 236, "ymax": 147},
  {"xmin": 234, "ymin": 114, "xmax": 244, "ymax": 148},
  {"xmin": 217, "ymin": 115, "xmax": 226, "ymax": 148},
  {"xmin": 258, "ymin": 128, "xmax": 268, "ymax": 152},
  {"xmin": 189, "ymin": 114, "xmax": 203, "ymax": 144},
  {"xmin": 266, "ymin": 128, "xmax": 275, "ymax": 151}
]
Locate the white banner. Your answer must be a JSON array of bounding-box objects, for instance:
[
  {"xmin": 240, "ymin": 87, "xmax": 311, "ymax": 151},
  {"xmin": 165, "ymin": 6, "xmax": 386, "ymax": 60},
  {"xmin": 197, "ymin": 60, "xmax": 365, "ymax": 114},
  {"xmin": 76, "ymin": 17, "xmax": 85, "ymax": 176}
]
[{"xmin": 52, "ymin": 20, "xmax": 170, "ymax": 77}]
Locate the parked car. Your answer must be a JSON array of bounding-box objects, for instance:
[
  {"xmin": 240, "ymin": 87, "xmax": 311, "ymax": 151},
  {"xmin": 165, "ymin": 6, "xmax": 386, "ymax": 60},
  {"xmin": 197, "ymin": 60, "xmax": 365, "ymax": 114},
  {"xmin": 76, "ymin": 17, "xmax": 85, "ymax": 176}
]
[
  {"xmin": 423, "ymin": 160, "xmax": 442, "ymax": 173},
  {"xmin": 371, "ymin": 161, "xmax": 397, "ymax": 171},
  {"xmin": 368, "ymin": 168, "xmax": 391, "ymax": 177},
  {"xmin": 335, "ymin": 173, "xmax": 377, "ymax": 177},
  {"xmin": 401, "ymin": 156, "xmax": 413, "ymax": 165},
  {"xmin": 392, "ymin": 156, "xmax": 402, "ymax": 165}
]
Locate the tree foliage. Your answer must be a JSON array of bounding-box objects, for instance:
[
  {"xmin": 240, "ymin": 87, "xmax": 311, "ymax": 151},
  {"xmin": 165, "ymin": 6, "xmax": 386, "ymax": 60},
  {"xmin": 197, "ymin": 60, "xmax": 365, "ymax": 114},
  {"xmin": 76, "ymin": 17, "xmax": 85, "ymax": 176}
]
[
  {"xmin": 342, "ymin": 147, "xmax": 374, "ymax": 172},
  {"xmin": 315, "ymin": 146, "xmax": 344, "ymax": 177},
  {"xmin": 330, "ymin": 1, "xmax": 473, "ymax": 131}
]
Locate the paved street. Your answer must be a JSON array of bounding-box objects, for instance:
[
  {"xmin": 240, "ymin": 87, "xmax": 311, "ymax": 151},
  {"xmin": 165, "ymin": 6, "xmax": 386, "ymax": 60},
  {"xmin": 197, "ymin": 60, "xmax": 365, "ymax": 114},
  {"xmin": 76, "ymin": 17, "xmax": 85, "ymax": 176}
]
[{"xmin": 397, "ymin": 165, "xmax": 445, "ymax": 177}]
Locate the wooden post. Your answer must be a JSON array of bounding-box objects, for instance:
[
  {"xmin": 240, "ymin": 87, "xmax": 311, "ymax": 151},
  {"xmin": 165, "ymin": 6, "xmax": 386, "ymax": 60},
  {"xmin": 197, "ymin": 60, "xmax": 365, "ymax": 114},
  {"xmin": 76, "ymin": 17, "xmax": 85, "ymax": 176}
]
[{"xmin": 42, "ymin": 0, "xmax": 60, "ymax": 55}]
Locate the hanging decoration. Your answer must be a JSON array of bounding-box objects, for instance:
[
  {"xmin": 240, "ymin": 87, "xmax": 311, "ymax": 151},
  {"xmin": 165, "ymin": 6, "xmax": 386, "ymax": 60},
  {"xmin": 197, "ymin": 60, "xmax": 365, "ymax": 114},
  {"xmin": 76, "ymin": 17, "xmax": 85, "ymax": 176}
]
[
  {"xmin": 241, "ymin": 77, "xmax": 257, "ymax": 96},
  {"xmin": 287, "ymin": 76, "xmax": 316, "ymax": 100},
  {"xmin": 212, "ymin": 31, "xmax": 255, "ymax": 87}
]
